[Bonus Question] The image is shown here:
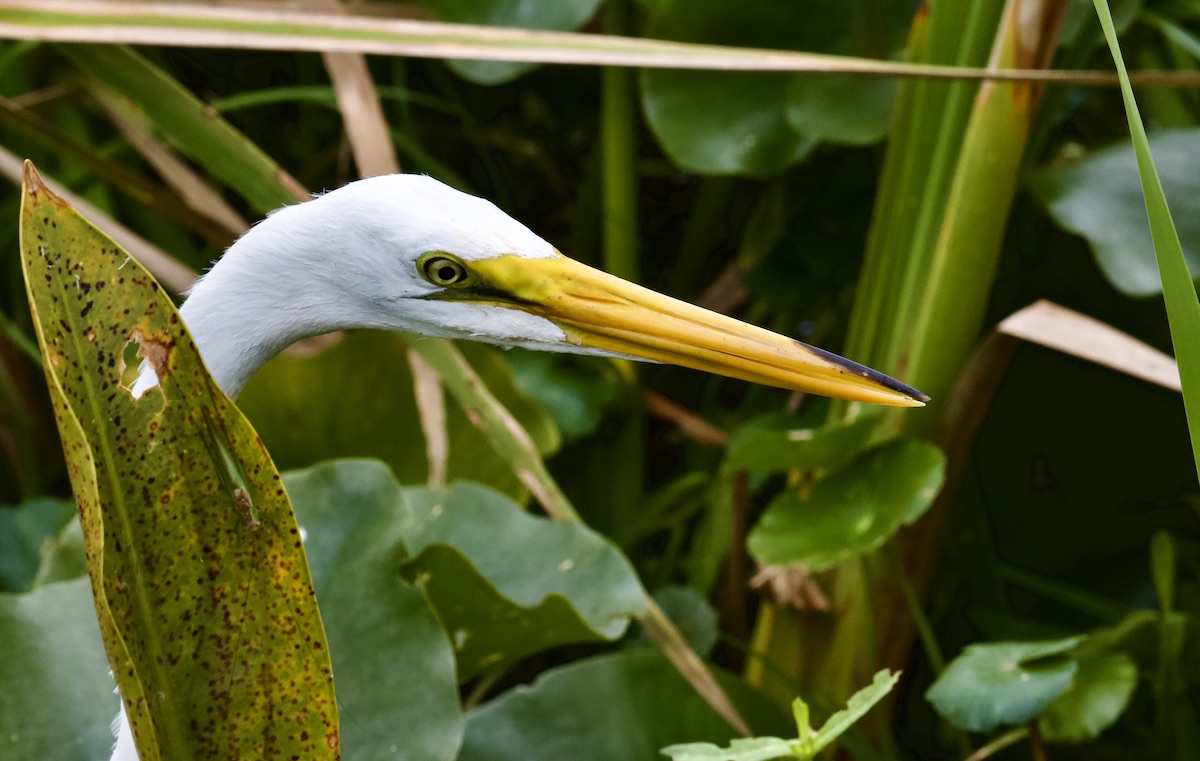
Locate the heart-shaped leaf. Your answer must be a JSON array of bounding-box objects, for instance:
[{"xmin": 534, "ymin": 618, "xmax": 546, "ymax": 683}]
[
  {"xmin": 399, "ymin": 482, "xmax": 647, "ymax": 679},
  {"xmin": 927, "ymin": 637, "xmax": 1083, "ymax": 732},
  {"xmin": 284, "ymin": 460, "xmax": 646, "ymax": 683}
]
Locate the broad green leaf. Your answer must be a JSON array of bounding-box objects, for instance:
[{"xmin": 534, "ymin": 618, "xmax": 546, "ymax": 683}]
[
  {"xmin": 284, "ymin": 462, "xmax": 464, "ymax": 761},
  {"xmin": 639, "ymin": 0, "xmax": 816, "ymax": 175},
  {"xmin": 18, "ymin": 164, "xmax": 337, "ymax": 760},
  {"xmin": 926, "ymin": 637, "xmax": 1083, "ymax": 732},
  {"xmin": 422, "ymin": 0, "xmax": 603, "ymax": 84},
  {"xmin": 1040, "ymin": 651, "xmax": 1137, "ymax": 743},
  {"xmin": 0, "ymin": 496, "xmax": 74, "ymax": 592},
  {"xmin": 782, "ymin": 0, "xmax": 912, "ymax": 146},
  {"xmin": 640, "ymin": 0, "xmax": 912, "ymax": 175},
  {"xmin": 747, "ymin": 440, "xmax": 945, "ymax": 569},
  {"xmin": 6, "ymin": 462, "xmax": 467, "ymax": 761},
  {"xmin": 458, "ymin": 649, "xmax": 788, "ymax": 761},
  {"xmin": 660, "ymin": 670, "xmax": 899, "ymax": 761},
  {"xmin": 283, "ymin": 460, "xmax": 645, "ymax": 684},
  {"xmin": 724, "ymin": 415, "xmax": 878, "ymax": 474},
  {"xmin": 55, "ymin": 44, "xmax": 304, "ymax": 213},
  {"xmin": 0, "ymin": 579, "xmax": 117, "ymax": 761},
  {"xmin": 238, "ymin": 333, "xmax": 559, "ymax": 502},
  {"xmin": 400, "ymin": 483, "xmax": 646, "ymax": 679},
  {"xmin": 1028, "ymin": 129, "xmax": 1200, "ymax": 296},
  {"xmin": 785, "ymin": 75, "xmax": 898, "ymax": 146}
]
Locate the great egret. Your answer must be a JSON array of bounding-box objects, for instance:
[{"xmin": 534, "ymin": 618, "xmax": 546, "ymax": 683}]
[{"xmin": 109, "ymin": 173, "xmax": 925, "ymax": 760}]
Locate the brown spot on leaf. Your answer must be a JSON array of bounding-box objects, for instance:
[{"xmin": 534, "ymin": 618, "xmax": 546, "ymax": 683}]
[{"xmin": 116, "ymin": 328, "xmax": 173, "ymax": 397}]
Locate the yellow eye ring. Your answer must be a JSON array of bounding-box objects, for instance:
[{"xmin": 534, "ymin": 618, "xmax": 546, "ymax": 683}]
[{"xmin": 419, "ymin": 253, "xmax": 470, "ymax": 287}]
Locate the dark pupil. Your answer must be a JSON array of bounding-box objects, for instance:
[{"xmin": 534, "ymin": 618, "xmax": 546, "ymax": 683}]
[{"xmin": 436, "ymin": 265, "xmax": 458, "ymax": 282}]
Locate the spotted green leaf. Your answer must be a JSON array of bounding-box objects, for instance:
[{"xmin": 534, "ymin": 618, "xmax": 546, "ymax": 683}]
[{"xmin": 18, "ymin": 162, "xmax": 338, "ymax": 760}]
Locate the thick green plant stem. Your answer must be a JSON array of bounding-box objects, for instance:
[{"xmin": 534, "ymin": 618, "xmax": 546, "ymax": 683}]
[
  {"xmin": 599, "ymin": 0, "xmax": 645, "ymax": 536},
  {"xmin": 601, "ymin": 0, "xmax": 639, "ymax": 284},
  {"xmin": 670, "ymin": 178, "xmax": 733, "ymax": 298},
  {"xmin": 840, "ymin": 1, "xmax": 1004, "ymax": 402}
]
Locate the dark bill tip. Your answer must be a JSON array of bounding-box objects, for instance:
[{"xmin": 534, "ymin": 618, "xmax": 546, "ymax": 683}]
[{"xmin": 800, "ymin": 341, "xmax": 931, "ymax": 404}]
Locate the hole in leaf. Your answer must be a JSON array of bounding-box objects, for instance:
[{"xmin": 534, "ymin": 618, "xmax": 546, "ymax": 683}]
[
  {"xmin": 117, "ymin": 338, "xmax": 143, "ymax": 393},
  {"xmin": 117, "ymin": 328, "xmax": 170, "ymax": 399}
]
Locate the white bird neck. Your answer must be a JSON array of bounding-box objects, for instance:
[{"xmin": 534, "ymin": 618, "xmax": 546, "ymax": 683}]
[{"xmin": 180, "ymin": 232, "xmax": 353, "ymax": 399}]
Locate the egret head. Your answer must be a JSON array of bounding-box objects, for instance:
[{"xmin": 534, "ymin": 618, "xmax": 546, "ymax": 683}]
[{"xmin": 183, "ymin": 175, "xmax": 926, "ymax": 406}]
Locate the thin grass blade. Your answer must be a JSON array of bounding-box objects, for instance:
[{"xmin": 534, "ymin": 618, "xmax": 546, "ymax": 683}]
[
  {"xmin": 1093, "ymin": 0, "xmax": 1200, "ymax": 481},
  {"xmin": 0, "ymin": 0, "xmax": 1194, "ymax": 85}
]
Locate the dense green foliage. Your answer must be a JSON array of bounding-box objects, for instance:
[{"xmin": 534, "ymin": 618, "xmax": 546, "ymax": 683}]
[{"xmin": 3, "ymin": 0, "xmax": 1200, "ymax": 759}]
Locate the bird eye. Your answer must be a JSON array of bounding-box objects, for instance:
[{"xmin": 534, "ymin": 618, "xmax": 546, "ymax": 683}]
[{"xmin": 419, "ymin": 254, "xmax": 470, "ymax": 287}]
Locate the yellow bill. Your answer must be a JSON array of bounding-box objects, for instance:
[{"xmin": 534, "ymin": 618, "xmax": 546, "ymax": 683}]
[{"xmin": 465, "ymin": 254, "xmax": 928, "ymax": 408}]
